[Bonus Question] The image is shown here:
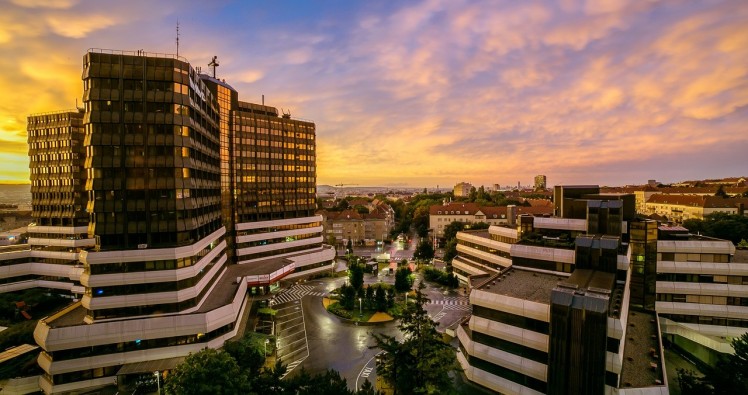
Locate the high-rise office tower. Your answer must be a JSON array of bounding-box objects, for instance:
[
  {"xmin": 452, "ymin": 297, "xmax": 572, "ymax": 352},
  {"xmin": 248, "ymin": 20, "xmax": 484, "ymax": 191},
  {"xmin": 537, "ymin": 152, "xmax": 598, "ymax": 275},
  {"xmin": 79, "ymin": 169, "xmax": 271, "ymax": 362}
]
[
  {"xmin": 534, "ymin": 175, "xmax": 546, "ymax": 191},
  {"xmin": 15, "ymin": 49, "xmax": 333, "ymax": 394}
]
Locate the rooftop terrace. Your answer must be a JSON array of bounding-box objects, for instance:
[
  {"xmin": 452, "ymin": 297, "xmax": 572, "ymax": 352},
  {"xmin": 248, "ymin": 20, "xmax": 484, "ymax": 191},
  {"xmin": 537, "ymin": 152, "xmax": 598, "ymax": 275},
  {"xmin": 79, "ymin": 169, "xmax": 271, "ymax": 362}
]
[
  {"xmin": 619, "ymin": 307, "xmax": 666, "ymax": 389},
  {"xmin": 475, "ymin": 267, "xmax": 567, "ymax": 304}
]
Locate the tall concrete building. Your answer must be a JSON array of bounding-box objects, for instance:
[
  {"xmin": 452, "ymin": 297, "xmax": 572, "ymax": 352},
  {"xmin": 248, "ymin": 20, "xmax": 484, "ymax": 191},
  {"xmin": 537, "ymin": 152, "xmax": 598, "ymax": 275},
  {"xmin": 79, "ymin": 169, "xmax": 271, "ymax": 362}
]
[
  {"xmin": 0, "ymin": 49, "xmax": 333, "ymax": 394},
  {"xmin": 534, "ymin": 175, "xmax": 546, "ymax": 190},
  {"xmin": 0, "ymin": 110, "xmax": 94, "ymax": 295},
  {"xmin": 454, "ymin": 182, "xmax": 473, "ymax": 198}
]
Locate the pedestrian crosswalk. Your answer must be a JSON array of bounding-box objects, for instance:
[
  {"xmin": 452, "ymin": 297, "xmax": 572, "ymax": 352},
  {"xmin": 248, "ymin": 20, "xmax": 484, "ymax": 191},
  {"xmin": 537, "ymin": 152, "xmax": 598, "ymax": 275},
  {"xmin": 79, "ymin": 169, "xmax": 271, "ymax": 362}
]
[
  {"xmin": 269, "ymin": 285, "xmax": 326, "ymax": 306},
  {"xmin": 428, "ymin": 297, "xmax": 469, "ymax": 306},
  {"xmin": 443, "ymin": 304, "xmax": 472, "ymax": 312}
]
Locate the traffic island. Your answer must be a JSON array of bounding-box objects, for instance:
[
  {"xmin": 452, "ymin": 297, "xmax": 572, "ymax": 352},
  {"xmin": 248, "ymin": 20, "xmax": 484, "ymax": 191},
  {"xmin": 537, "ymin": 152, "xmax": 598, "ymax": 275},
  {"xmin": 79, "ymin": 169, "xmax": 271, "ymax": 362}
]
[{"xmin": 323, "ymin": 298, "xmax": 395, "ymax": 324}]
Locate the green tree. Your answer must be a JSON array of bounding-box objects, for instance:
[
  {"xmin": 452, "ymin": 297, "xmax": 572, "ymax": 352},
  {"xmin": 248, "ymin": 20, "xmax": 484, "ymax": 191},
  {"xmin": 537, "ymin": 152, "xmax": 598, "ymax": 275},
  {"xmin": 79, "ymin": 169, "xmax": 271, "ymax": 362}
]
[
  {"xmin": 375, "ymin": 286, "xmax": 388, "ymax": 312},
  {"xmin": 677, "ymin": 369, "xmax": 712, "ymax": 395},
  {"xmin": 222, "ymin": 333, "xmax": 267, "ymax": 373},
  {"xmin": 373, "ymin": 284, "xmax": 460, "ymax": 394},
  {"xmin": 164, "ymin": 349, "xmax": 250, "ymax": 395},
  {"xmin": 443, "ymin": 238, "xmax": 458, "ymax": 264},
  {"xmin": 738, "ymin": 239, "xmax": 748, "ymax": 249},
  {"xmin": 413, "ymin": 239, "xmax": 435, "ymax": 262},
  {"xmin": 365, "ymin": 286, "xmax": 375, "ymax": 309},
  {"xmin": 442, "ymin": 221, "xmax": 465, "ymax": 242},
  {"xmin": 709, "ymin": 332, "xmax": 748, "ymax": 395},
  {"xmin": 684, "ymin": 213, "xmax": 748, "ymax": 245},
  {"xmin": 394, "ymin": 267, "xmax": 412, "ymax": 292},
  {"xmin": 386, "ymin": 287, "xmax": 395, "ymax": 307},
  {"xmin": 357, "ymin": 379, "xmax": 377, "ymax": 395},
  {"xmin": 349, "ymin": 259, "xmax": 364, "ymax": 290},
  {"xmin": 412, "ymin": 206, "xmax": 431, "ymax": 238},
  {"xmin": 289, "ymin": 368, "xmax": 353, "ymax": 395},
  {"xmin": 341, "ymin": 284, "xmax": 356, "ymax": 310}
]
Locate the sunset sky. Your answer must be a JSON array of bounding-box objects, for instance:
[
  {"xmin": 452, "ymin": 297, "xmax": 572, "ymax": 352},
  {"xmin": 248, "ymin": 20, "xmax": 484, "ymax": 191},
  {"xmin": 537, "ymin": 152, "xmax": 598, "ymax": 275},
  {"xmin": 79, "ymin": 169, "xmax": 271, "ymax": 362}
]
[{"xmin": 0, "ymin": 0, "xmax": 746, "ymax": 187}]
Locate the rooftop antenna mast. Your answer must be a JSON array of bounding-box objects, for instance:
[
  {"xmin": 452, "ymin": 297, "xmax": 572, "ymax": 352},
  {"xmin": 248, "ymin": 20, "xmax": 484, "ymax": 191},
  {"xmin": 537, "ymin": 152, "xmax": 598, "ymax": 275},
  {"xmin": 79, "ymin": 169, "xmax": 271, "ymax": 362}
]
[
  {"xmin": 208, "ymin": 56, "xmax": 219, "ymax": 78},
  {"xmin": 176, "ymin": 20, "xmax": 180, "ymax": 57}
]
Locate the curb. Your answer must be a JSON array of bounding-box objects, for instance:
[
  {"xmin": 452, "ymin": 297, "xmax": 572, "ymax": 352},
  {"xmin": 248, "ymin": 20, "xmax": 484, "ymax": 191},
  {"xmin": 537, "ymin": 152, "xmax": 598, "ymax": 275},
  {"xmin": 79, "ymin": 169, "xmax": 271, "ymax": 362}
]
[{"xmin": 321, "ymin": 298, "xmax": 396, "ymax": 325}]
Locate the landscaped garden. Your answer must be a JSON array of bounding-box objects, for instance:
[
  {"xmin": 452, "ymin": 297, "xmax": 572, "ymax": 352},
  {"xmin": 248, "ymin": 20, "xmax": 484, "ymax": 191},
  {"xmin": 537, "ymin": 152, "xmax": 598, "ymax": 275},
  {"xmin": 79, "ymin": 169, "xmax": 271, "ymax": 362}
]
[{"xmin": 325, "ymin": 256, "xmax": 415, "ymax": 322}]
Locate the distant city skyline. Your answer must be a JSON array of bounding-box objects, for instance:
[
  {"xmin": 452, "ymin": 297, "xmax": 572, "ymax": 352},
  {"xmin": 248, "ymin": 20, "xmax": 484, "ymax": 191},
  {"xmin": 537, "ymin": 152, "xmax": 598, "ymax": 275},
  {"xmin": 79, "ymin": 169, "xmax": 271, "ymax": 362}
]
[{"xmin": 1, "ymin": 0, "xmax": 746, "ymax": 186}]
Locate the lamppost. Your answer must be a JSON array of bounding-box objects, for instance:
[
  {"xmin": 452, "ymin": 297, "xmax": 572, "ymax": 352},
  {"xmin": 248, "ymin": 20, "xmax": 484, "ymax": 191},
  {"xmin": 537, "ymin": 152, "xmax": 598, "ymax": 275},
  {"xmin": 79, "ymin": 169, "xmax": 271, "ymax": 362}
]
[
  {"xmin": 359, "ymin": 297, "xmax": 362, "ymax": 317},
  {"xmin": 264, "ymin": 338, "xmax": 270, "ymax": 357},
  {"xmin": 154, "ymin": 371, "xmax": 160, "ymax": 395}
]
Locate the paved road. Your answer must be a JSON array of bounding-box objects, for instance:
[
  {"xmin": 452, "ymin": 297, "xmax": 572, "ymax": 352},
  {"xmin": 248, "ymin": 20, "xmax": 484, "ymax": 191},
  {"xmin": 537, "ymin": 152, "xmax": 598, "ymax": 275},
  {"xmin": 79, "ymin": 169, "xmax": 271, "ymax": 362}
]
[
  {"xmin": 273, "ymin": 273, "xmax": 472, "ymax": 391},
  {"xmin": 279, "ymin": 277, "xmax": 400, "ymax": 391}
]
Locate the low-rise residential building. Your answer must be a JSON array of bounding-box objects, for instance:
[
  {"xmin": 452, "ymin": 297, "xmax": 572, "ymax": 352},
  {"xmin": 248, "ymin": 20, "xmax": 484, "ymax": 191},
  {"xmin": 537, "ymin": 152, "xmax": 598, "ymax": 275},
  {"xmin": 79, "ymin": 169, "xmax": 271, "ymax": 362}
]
[
  {"xmin": 644, "ymin": 194, "xmax": 747, "ymax": 223},
  {"xmin": 319, "ymin": 205, "xmax": 395, "ymax": 247},
  {"xmin": 429, "ymin": 202, "xmax": 553, "ymax": 239}
]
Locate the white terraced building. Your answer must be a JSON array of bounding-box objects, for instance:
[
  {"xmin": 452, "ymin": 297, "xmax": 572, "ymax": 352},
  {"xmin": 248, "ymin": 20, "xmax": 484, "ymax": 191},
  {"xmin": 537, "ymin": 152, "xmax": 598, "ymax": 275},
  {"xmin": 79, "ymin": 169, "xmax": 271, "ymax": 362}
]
[
  {"xmin": 453, "ymin": 188, "xmax": 747, "ymax": 394},
  {"xmin": 654, "ymin": 228, "xmax": 748, "ymax": 366}
]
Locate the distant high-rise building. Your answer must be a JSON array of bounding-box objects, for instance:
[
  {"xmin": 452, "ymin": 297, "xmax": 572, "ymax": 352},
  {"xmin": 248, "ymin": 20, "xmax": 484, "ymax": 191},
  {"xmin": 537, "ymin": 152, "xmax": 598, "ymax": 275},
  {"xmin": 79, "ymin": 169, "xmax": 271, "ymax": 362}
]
[
  {"xmin": 534, "ymin": 174, "xmax": 547, "ymax": 190},
  {"xmin": 0, "ymin": 110, "xmax": 95, "ymax": 295},
  {"xmin": 453, "ymin": 182, "xmax": 473, "ymax": 198},
  {"xmin": 0, "ymin": 49, "xmax": 333, "ymax": 394}
]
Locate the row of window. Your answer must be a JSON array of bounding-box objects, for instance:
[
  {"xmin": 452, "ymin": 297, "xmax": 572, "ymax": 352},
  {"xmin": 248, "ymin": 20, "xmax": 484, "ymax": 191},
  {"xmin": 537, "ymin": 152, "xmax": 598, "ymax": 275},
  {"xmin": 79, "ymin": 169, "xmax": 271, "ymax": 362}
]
[
  {"xmin": 472, "ymin": 305, "xmax": 549, "ymax": 334},
  {"xmin": 490, "ymin": 233, "xmax": 519, "ymax": 244},
  {"xmin": 661, "ymin": 313, "xmax": 748, "ymax": 328},
  {"xmin": 87, "ymin": 258, "xmax": 217, "ymax": 297},
  {"xmin": 458, "ymin": 240, "xmax": 511, "ymax": 259},
  {"xmin": 658, "ymin": 252, "xmax": 731, "ymax": 263},
  {"xmin": 237, "ymin": 243, "xmax": 323, "ymax": 261},
  {"xmin": 87, "ymin": 242, "xmax": 219, "ymax": 275},
  {"xmin": 656, "ymin": 273, "xmax": 748, "ymax": 285},
  {"xmin": 461, "ymin": 346, "xmax": 547, "ymax": 393},
  {"xmin": 236, "ymin": 222, "xmax": 321, "ymax": 237},
  {"xmin": 236, "ymin": 232, "xmax": 319, "ymax": 249},
  {"xmin": 87, "ymin": 262, "xmax": 222, "ymax": 319},
  {"xmin": 47, "ymin": 322, "xmax": 234, "ymax": 363},
  {"xmin": 656, "ymin": 293, "xmax": 748, "ymax": 306}
]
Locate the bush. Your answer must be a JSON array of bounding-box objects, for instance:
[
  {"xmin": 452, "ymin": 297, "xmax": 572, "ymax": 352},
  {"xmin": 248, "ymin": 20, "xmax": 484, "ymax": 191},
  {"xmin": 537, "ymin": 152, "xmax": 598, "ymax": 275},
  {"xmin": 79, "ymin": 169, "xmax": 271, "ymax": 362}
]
[
  {"xmin": 326, "ymin": 302, "xmax": 352, "ymax": 319},
  {"xmin": 422, "ymin": 267, "xmax": 458, "ymax": 288}
]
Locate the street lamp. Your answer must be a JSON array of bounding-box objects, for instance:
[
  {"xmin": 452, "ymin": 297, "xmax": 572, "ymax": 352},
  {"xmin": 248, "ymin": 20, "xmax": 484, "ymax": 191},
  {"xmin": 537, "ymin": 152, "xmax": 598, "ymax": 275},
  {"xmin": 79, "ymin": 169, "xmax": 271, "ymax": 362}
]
[
  {"xmin": 264, "ymin": 338, "xmax": 270, "ymax": 357},
  {"xmin": 359, "ymin": 297, "xmax": 363, "ymax": 316},
  {"xmin": 154, "ymin": 371, "xmax": 160, "ymax": 395}
]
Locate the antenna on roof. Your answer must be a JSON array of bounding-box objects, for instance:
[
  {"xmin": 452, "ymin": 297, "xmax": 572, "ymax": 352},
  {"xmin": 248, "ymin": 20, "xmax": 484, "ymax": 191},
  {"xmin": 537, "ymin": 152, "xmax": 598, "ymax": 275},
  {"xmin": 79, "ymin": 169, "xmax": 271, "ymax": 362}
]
[
  {"xmin": 176, "ymin": 20, "xmax": 180, "ymax": 57},
  {"xmin": 208, "ymin": 56, "xmax": 219, "ymax": 78}
]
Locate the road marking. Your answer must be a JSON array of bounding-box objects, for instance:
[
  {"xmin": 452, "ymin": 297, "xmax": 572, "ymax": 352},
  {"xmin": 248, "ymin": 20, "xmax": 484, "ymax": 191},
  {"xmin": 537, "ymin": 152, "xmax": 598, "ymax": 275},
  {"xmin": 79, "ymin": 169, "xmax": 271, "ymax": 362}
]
[
  {"xmin": 280, "ymin": 357, "xmax": 306, "ymax": 380},
  {"xmin": 361, "ymin": 367, "xmax": 373, "ymax": 378},
  {"xmin": 356, "ymin": 350, "xmax": 384, "ymax": 390}
]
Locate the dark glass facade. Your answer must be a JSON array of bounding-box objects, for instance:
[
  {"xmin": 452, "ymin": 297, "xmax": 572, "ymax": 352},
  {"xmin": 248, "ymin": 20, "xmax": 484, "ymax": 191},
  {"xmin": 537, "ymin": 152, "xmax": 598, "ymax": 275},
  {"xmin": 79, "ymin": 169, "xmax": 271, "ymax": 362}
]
[
  {"xmin": 82, "ymin": 51, "xmax": 222, "ymax": 251},
  {"xmin": 629, "ymin": 219, "xmax": 658, "ymax": 311},
  {"xmin": 231, "ymin": 101, "xmax": 317, "ymax": 223},
  {"xmin": 548, "ymin": 270, "xmax": 613, "ymax": 395}
]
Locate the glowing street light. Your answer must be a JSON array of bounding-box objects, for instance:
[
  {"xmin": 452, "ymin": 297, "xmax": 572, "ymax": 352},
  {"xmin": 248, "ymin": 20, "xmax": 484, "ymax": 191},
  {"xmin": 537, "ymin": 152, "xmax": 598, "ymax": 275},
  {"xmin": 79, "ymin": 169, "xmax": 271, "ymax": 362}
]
[
  {"xmin": 359, "ymin": 297, "xmax": 363, "ymax": 316},
  {"xmin": 264, "ymin": 338, "xmax": 270, "ymax": 357},
  {"xmin": 154, "ymin": 371, "xmax": 160, "ymax": 395}
]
